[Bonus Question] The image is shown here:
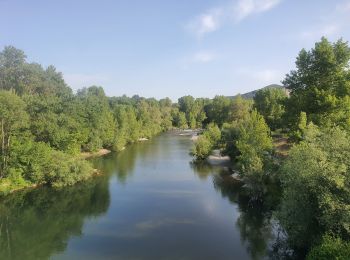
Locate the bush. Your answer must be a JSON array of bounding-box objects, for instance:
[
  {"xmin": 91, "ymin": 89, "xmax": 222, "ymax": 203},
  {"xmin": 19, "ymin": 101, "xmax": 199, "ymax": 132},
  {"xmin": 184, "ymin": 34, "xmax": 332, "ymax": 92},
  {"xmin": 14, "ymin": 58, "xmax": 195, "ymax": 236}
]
[
  {"xmin": 222, "ymin": 110, "xmax": 272, "ymax": 175},
  {"xmin": 8, "ymin": 138, "xmax": 94, "ymax": 188},
  {"xmin": 47, "ymin": 152, "xmax": 93, "ymax": 187},
  {"xmin": 191, "ymin": 136, "xmax": 212, "ymax": 160},
  {"xmin": 278, "ymin": 127, "xmax": 350, "ymax": 249},
  {"xmin": 191, "ymin": 123, "xmax": 221, "ymax": 160},
  {"xmin": 307, "ymin": 235, "xmax": 350, "ymax": 260}
]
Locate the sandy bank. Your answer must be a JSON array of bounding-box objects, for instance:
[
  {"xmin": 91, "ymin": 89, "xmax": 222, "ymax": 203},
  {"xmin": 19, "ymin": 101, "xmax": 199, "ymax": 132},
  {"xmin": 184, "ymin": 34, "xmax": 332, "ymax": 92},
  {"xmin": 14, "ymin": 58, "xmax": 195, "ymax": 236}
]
[
  {"xmin": 206, "ymin": 149, "xmax": 231, "ymax": 166},
  {"xmin": 80, "ymin": 149, "xmax": 111, "ymax": 159}
]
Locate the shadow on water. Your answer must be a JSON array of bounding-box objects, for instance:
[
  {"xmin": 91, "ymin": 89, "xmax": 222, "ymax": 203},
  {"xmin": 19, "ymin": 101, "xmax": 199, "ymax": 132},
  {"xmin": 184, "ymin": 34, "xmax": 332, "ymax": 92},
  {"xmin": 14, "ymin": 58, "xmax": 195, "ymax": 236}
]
[
  {"xmin": 192, "ymin": 161, "xmax": 284, "ymax": 260},
  {"xmin": 0, "ymin": 176, "xmax": 110, "ymax": 260}
]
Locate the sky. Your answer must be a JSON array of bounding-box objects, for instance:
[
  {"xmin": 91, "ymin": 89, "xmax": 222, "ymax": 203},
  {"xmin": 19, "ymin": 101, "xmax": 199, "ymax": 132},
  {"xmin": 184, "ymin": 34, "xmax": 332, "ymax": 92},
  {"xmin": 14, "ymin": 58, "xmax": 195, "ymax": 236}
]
[{"xmin": 1, "ymin": 0, "xmax": 350, "ymax": 100}]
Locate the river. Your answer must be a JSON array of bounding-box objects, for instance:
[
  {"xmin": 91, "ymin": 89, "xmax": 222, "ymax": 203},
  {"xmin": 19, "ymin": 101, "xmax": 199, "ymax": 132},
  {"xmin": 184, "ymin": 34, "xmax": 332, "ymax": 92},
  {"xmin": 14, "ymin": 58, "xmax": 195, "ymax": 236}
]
[{"xmin": 0, "ymin": 132, "xmax": 280, "ymax": 260}]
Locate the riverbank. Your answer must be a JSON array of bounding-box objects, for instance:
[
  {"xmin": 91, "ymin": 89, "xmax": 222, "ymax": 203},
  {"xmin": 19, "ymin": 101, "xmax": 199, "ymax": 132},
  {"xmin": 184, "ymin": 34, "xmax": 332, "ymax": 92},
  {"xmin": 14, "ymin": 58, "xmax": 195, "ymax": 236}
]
[
  {"xmin": 0, "ymin": 149, "xmax": 110, "ymax": 196},
  {"xmin": 0, "ymin": 167, "xmax": 103, "ymax": 196},
  {"xmin": 80, "ymin": 149, "xmax": 111, "ymax": 159}
]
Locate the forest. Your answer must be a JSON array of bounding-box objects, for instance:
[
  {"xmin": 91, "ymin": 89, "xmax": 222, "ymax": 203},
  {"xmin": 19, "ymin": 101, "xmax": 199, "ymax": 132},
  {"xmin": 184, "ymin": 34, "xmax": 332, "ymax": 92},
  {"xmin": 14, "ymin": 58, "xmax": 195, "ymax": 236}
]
[{"xmin": 0, "ymin": 37, "xmax": 350, "ymax": 259}]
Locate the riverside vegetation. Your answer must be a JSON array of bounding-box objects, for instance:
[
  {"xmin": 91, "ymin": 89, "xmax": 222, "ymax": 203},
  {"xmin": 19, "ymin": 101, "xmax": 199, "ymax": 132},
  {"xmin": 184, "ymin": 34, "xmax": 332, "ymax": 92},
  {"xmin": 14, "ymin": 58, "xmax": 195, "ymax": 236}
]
[
  {"xmin": 0, "ymin": 37, "xmax": 350, "ymax": 258},
  {"xmin": 191, "ymin": 37, "xmax": 350, "ymax": 259}
]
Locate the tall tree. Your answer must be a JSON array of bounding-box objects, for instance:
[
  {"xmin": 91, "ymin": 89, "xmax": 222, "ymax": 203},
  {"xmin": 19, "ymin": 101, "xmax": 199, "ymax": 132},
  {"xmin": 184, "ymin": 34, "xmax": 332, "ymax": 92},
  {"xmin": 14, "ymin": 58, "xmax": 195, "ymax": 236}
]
[
  {"xmin": 0, "ymin": 46, "xmax": 26, "ymax": 94},
  {"xmin": 283, "ymin": 37, "xmax": 350, "ymax": 128},
  {"xmin": 253, "ymin": 87, "xmax": 287, "ymax": 130},
  {"xmin": 0, "ymin": 91, "xmax": 28, "ymax": 176}
]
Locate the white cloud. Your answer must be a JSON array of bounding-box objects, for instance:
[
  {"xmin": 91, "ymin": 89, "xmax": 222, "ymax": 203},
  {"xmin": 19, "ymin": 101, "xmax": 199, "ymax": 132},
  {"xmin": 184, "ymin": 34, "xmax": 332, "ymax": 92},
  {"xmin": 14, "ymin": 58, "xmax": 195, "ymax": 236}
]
[
  {"xmin": 236, "ymin": 68, "xmax": 282, "ymax": 84},
  {"xmin": 187, "ymin": 9, "xmax": 222, "ymax": 37},
  {"xmin": 192, "ymin": 51, "xmax": 217, "ymax": 63},
  {"xmin": 234, "ymin": 0, "xmax": 281, "ymax": 22},
  {"xmin": 336, "ymin": 1, "xmax": 350, "ymax": 12},
  {"xmin": 180, "ymin": 50, "xmax": 217, "ymax": 69},
  {"xmin": 300, "ymin": 24, "xmax": 340, "ymax": 41},
  {"xmin": 186, "ymin": 0, "xmax": 282, "ymax": 36},
  {"xmin": 297, "ymin": 2, "xmax": 350, "ymax": 43},
  {"xmin": 254, "ymin": 69, "xmax": 281, "ymax": 82},
  {"xmin": 63, "ymin": 73, "xmax": 110, "ymax": 90}
]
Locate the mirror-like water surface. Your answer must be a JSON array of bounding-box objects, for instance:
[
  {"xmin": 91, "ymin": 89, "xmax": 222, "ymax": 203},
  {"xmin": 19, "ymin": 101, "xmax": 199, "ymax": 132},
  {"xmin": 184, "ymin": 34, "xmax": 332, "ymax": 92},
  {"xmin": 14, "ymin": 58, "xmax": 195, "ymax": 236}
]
[{"xmin": 0, "ymin": 133, "xmax": 278, "ymax": 260}]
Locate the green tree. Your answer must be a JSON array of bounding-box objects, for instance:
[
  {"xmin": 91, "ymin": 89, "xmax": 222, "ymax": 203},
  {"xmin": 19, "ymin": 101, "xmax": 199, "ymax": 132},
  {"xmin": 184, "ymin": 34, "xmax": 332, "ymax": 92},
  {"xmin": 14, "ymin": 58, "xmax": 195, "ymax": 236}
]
[
  {"xmin": 0, "ymin": 91, "xmax": 28, "ymax": 177},
  {"xmin": 230, "ymin": 95, "xmax": 252, "ymax": 122},
  {"xmin": 178, "ymin": 96, "xmax": 206, "ymax": 128},
  {"xmin": 253, "ymin": 87, "xmax": 287, "ymax": 130},
  {"xmin": 192, "ymin": 123, "xmax": 221, "ymax": 160},
  {"xmin": 205, "ymin": 95, "xmax": 232, "ymax": 127},
  {"xmin": 278, "ymin": 126, "xmax": 350, "ymax": 250},
  {"xmin": 172, "ymin": 110, "xmax": 188, "ymax": 129},
  {"xmin": 0, "ymin": 46, "xmax": 26, "ymax": 94},
  {"xmin": 76, "ymin": 86, "xmax": 116, "ymax": 151},
  {"xmin": 235, "ymin": 110, "xmax": 272, "ymax": 176},
  {"xmin": 307, "ymin": 235, "xmax": 350, "ymax": 260},
  {"xmin": 283, "ymin": 37, "xmax": 350, "ymax": 128}
]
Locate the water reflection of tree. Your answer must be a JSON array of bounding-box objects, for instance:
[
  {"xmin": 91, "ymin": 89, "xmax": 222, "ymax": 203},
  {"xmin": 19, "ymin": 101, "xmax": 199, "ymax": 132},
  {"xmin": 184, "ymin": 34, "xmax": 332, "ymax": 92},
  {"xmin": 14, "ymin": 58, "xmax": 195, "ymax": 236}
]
[
  {"xmin": 93, "ymin": 136, "xmax": 167, "ymax": 183},
  {"xmin": 190, "ymin": 161, "xmax": 229, "ymax": 180},
  {"xmin": 212, "ymin": 170, "xmax": 282, "ymax": 260},
  {"xmin": 0, "ymin": 177, "xmax": 110, "ymax": 260}
]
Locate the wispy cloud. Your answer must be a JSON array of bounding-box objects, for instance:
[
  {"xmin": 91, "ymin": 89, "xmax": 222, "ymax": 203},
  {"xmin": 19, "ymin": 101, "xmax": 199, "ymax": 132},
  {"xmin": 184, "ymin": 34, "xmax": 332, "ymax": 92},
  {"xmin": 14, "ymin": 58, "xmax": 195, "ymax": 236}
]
[
  {"xmin": 297, "ymin": 1, "xmax": 350, "ymax": 42},
  {"xmin": 180, "ymin": 50, "xmax": 218, "ymax": 69},
  {"xmin": 300, "ymin": 24, "xmax": 340, "ymax": 41},
  {"xmin": 187, "ymin": 8, "xmax": 222, "ymax": 37},
  {"xmin": 234, "ymin": 0, "xmax": 281, "ymax": 22},
  {"xmin": 187, "ymin": 0, "xmax": 282, "ymax": 37},
  {"xmin": 192, "ymin": 51, "xmax": 217, "ymax": 63},
  {"xmin": 236, "ymin": 68, "xmax": 282, "ymax": 84},
  {"xmin": 336, "ymin": 1, "xmax": 350, "ymax": 12}
]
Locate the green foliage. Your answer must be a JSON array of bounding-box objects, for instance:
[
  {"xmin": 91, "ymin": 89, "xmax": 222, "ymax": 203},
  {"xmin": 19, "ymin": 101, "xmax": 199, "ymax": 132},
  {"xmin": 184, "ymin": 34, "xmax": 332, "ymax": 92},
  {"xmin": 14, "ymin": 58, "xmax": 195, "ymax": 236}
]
[
  {"xmin": 137, "ymin": 99, "xmax": 163, "ymax": 138},
  {"xmin": 253, "ymin": 87, "xmax": 287, "ymax": 130},
  {"xmin": 283, "ymin": 37, "xmax": 350, "ymax": 129},
  {"xmin": 290, "ymin": 111, "xmax": 308, "ymax": 141},
  {"xmin": 307, "ymin": 235, "xmax": 350, "ymax": 260},
  {"xmin": 24, "ymin": 95, "xmax": 84, "ymax": 154},
  {"xmin": 6, "ymin": 138, "xmax": 94, "ymax": 188},
  {"xmin": 0, "ymin": 91, "xmax": 29, "ymax": 176},
  {"xmin": 0, "ymin": 46, "xmax": 181, "ymax": 193},
  {"xmin": 230, "ymin": 95, "xmax": 253, "ymax": 122},
  {"xmin": 77, "ymin": 86, "xmax": 116, "ymax": 151},
  {"xmin": 178, "ymin": 95, "xmax": 207, "ymax": 128},
  {"xmin": 0, "ymin": 46, "xmax": 71, "ymax": 96},
  {"xmin": 278, "ymin": 127, "xmax": 350, "ymax": 250},
  {"xmin": 205, "ymin": 95, "xmax": 232, "ymax": 127},
  {"xmin": 112, "ymin": 104, "xmax": 140, "ymax": 150},
  {"xmin": 236, "ymin": 110, "xmax": 273, "ymax": 176},
  {"xmin": 172, "ymin": 109, "xmax": 188, "ymax": 129},
  {"xmin": 222, "ymin": 110, "xmax": 272, "ymax": 176},
  {"xmin": 192, "ymin": 123, "xmax": 221, "ymax": 160},
  {"xmin": 203, "ymin": 123, "xmax": 221, "ymax": 143},
  {"xmin": 192, "ymin": 136, "xmax": 213, "ymax": 160}
]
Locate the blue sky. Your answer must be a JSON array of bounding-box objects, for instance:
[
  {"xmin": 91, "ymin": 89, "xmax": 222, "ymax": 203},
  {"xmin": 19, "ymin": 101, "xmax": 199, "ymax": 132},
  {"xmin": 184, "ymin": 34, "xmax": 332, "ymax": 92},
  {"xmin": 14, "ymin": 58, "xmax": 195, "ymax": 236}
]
[{"xmin": 1, "ymin": 0, "xmax": 350, "ymax": 100}]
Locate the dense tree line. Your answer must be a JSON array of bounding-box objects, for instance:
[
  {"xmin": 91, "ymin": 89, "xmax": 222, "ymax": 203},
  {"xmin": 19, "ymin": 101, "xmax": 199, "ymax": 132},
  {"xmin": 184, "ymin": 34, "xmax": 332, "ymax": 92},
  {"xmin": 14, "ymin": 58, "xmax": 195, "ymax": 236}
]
[
  {"xmin": 0, "ymin": 46, "xmax": 180, "ymax": 193},
  {"xmin": 0, "ymin": 45, "xmax": 260, "ymax": 194},
  {"xmin": 191, "ymin": 37, "xmax": 350, "ymax": 258}
]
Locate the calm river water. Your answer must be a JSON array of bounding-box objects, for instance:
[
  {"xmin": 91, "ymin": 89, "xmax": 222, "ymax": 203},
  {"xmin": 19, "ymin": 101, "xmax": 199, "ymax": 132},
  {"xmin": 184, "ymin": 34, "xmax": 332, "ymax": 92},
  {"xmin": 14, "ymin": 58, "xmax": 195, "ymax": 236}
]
[{"xmin": 0, "ymin": 132, "xmax": 279, "ymax": 260}]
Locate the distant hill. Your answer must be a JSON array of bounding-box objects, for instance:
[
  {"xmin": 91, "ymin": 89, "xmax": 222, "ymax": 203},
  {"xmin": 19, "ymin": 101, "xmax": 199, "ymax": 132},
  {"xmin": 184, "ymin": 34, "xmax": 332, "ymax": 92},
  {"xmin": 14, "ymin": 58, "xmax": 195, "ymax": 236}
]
[{"xmin": 227, "ymin": 84, "xmax": 287, "ymax": 99}]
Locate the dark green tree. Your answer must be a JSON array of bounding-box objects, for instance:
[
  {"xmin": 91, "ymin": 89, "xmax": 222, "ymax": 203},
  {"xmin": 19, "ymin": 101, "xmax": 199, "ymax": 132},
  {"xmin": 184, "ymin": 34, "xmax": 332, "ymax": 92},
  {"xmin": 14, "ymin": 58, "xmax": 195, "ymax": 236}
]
[
  {"xmin": 253, "ymin": 87, "xmax": 287, "ymax": 130},
  {"xmin": 283, "ymin": 37, "xmax": 350, "ymax": 129}
]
